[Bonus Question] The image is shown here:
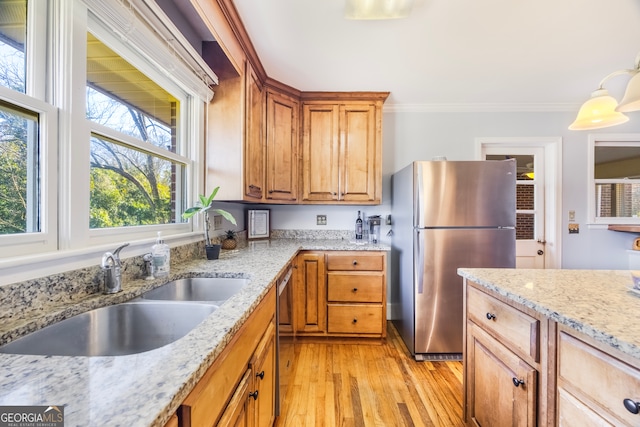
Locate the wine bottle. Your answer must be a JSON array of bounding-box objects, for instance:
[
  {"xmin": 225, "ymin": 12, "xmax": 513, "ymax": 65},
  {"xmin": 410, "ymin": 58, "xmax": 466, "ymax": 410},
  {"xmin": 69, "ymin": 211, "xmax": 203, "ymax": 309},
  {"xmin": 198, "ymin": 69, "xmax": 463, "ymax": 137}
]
[{"xmin": 355, "ymin": 211, "xmax": 363, "ymax": 240}]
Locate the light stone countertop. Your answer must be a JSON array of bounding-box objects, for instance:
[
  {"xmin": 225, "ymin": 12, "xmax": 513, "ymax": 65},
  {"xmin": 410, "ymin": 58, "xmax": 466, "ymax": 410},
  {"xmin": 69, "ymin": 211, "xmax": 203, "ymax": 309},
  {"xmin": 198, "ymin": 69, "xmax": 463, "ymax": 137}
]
[
  {"xmin": 457, "ymin": 268, "xmax": 640, "ymax": 360},
  {"xmin": 0, "ymin": 239, "xmax": 389, "ymax": 427}
]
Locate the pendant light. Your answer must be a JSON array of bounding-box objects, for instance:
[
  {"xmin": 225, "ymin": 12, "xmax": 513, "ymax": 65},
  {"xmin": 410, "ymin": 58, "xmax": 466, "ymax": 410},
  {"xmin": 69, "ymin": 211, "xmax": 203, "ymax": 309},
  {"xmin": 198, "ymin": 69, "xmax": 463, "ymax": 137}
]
[
  {"xmin": 569, "ymin": 53, "xmax": 640, "ymax": 130},
  {"xmin": 344, "ymin": 0, "xmax": 414, "ymax": 20}
]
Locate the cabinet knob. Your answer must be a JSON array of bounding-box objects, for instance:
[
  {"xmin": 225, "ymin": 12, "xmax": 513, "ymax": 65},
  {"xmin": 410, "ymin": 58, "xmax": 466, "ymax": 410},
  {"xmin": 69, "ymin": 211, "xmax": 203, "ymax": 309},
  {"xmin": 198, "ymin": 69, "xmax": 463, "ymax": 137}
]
[
  {"xmin": 352, "ymin": 287, "xmax": 358, "ymax": 292},
  {"xmin": 624, "ymin": 398, "xmax": 640, "ymax": 414},
  {"xmin": 512, "ymin": 378, "xmax": 525, "ymax": 387},
  {"xmin": 249, "ymin": 390, "xmax": 259, "ymax": 400},
  {"xmin": 486, "ymin": 313, "xmax": 496, "ymax": 320},
  {"xmin": 256, "ymin": 370, "xmax": 265, "ymax": 380},
  {"xmin": 352, "ymin": 318, "xmax": 358, "ymax": 324},
  {"xmin": 352, "ymin": 260, "xmax": 358, "ymax": 266}
]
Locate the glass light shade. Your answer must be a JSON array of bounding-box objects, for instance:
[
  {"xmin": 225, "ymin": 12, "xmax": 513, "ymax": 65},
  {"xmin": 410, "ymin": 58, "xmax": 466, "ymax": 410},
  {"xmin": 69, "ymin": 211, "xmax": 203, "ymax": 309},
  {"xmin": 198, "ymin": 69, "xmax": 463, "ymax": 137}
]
[
  {"xmin": 616, "ymin": 72, "xmax": 640, "ymax": 112},
  {"xmin": 345, "ymin": 0, "xmax": 414, "ymax": 19},
  {"xmin": 569, "ymin": 89, "xmax": 629, "ymax": 130}
]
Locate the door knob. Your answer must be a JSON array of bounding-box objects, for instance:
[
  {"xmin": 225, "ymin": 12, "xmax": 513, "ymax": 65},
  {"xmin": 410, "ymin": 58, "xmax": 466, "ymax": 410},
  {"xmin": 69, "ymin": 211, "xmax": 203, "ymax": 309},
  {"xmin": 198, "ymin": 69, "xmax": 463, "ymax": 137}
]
[
  {"xmin": 537, "ymin": 239, "xmax": 547, "ymax": 244},
  {"xmin": 537, "ymin": 250, "xmax": 544, "ymax": 255}
]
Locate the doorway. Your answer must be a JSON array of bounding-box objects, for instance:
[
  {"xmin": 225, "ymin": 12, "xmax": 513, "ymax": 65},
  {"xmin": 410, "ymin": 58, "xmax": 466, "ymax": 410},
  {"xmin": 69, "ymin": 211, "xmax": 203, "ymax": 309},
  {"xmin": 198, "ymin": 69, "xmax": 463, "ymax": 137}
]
[{"xmin": 476, "ymin": 138, "xmax": 562, "ymax": 269}]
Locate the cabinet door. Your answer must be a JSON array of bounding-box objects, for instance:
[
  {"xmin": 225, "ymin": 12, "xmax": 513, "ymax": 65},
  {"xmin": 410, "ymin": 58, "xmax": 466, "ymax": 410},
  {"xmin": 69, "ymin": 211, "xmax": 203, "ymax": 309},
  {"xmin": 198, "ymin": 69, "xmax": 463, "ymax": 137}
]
[
  {"xmin": 244, "ymin": 61, "xmax": 264, "ymax": 200},
  {"xmin": 301, "ymin": 103, "xmax": 340, "ymax": 202},
  {"xmin": 467, "ymin": 322, "xmax": 537, "ymax": 427},
  {"xmin": 265, "ymin": 90, "xmax": 298, "ymax": 201},
  {"xmin": 216, "ymin": 369, "xmax": 253, "ymax": 427},
  {"xmin": 252, "ymin": 321, "xmax": 276, "ymax": 427},
  {"xmin": 294, "ymin": 252, "xmax": 326, "ymax": 333},
  {"xmin": 339, "ymin": 104, "xmax": 378, "ymax": 202}
]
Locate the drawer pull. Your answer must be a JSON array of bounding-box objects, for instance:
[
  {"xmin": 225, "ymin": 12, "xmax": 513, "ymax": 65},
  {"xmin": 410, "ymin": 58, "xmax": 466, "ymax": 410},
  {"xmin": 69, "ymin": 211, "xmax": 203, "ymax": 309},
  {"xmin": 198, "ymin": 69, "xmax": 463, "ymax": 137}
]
[
  {"xmin": 249, "ymin": 390, "xmax": 259, "ymax": 400},
  {"xmin": 352, "ymin": 288, "xmax": 358, "ymax": 292},
  {"xmin": 352, "ymin": 318, "xmax": 358, "ymax": 324},
  {"xmin": 512, "ymin": 378, "xmax": 525, "ymax": 387},
  {"xmin": 352, "ymin": 260, "xmax": 358, "ymax": 266},
  {"xmin": 256, "ymin": 370, "xmax": 265, "ymax": 380},
  {"xmin": 486, "ymin": 312, "xmax": 496, "ymax": 320},
  {"xmin": 624, "ymin": 398, "xmax": 640, "ymax": 414}
]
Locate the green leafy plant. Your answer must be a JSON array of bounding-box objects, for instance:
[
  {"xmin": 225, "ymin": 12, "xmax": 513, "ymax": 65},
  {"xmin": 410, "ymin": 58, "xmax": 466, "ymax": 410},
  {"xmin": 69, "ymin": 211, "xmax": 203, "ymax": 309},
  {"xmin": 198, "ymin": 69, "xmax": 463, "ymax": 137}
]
[{"xmin": 182, "ymin": 187, "xmax": 236, "ymax": 246}]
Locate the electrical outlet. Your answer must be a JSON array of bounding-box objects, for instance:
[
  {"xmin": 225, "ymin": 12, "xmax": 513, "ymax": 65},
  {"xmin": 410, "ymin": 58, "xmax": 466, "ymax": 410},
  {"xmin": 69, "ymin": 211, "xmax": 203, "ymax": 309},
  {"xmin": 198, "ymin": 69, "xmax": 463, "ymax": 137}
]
[
  {"xmin": 213, "ymin": 214, "xmax": 223, "ymax": 230},
  {"xmin": 568, "ymin": 210, "xmax": 576, "ymax": 222},
  {"xmin": 568, "ymin": 223, "xmax": 579, "ymax": 234},
  {"xmin": 316, "ymin": 215, "xmax": 327, "ymax": 226}
]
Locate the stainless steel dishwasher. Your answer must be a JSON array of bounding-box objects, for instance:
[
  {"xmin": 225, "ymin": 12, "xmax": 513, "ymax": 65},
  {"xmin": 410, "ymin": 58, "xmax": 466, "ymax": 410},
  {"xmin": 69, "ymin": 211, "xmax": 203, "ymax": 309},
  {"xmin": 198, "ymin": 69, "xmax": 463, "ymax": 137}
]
[{"xmin": 276, "ymin": 264, "xmax": 294, "ymax": 415}]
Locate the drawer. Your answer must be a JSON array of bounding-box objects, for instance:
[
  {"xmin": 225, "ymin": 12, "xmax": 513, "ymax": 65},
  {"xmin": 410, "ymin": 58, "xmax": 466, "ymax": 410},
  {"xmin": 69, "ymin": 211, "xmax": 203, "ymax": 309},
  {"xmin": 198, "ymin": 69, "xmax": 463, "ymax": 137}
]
[
  {"xmin": 327, "ymin": 272, "xmax": 383, "ymax": 302},
  {"xmin": 558, "ymin": 331, "xmax": 640, "ymax": 426},
  {"xmin": 467, "ymin": 285, "xmax": 539, "ymax": 362},
  {"xmin": 327, "ymin": 304, "xmax": 383, "ymax": 334},
  {"xmin": 326, "ymin": 252, "xmax": 384, "ymax": 271}
]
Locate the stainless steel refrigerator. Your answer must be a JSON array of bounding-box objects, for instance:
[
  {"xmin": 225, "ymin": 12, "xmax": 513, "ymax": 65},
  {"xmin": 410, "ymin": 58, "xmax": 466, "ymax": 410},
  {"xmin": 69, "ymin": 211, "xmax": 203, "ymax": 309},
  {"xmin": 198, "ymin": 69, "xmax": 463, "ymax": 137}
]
[{"xmin": 391, "ymin": 160, "xmax": 516, "ymax": 360}]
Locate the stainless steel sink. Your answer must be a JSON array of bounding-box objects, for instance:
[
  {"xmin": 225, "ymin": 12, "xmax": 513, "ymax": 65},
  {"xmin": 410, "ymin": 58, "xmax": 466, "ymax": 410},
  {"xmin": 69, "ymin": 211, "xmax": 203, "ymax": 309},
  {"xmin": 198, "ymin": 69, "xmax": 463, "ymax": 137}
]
[
  {"xmin": 139, "ymin": 277, "xmax": 249, "ymax": 303},
  {"xmin": 0, "ymin": 302, "xmax": 217, "ymax": 357}
]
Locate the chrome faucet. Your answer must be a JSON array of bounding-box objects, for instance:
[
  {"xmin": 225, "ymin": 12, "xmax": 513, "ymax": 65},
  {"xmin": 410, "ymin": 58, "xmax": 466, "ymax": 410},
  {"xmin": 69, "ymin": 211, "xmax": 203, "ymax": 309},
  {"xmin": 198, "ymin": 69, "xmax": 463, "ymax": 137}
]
[{"xmin": 101, "ymin": 243, "xmax": 130, "ymax": 294}]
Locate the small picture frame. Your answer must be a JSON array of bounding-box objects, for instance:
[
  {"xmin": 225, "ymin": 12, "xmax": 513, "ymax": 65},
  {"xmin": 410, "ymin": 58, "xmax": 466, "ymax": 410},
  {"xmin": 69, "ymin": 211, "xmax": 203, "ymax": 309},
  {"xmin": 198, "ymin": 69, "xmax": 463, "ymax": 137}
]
[{"xmin": 247, "ymin": 209, "xmax": 270, "ymax": 240}]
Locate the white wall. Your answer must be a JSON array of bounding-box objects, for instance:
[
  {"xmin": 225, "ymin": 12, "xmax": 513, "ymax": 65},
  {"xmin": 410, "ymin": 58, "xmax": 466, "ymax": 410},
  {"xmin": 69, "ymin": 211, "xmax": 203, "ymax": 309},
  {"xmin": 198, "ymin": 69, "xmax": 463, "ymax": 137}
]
[{"xmin": 249, "ymin": 109, "xmax": 640, "ymax": 270}]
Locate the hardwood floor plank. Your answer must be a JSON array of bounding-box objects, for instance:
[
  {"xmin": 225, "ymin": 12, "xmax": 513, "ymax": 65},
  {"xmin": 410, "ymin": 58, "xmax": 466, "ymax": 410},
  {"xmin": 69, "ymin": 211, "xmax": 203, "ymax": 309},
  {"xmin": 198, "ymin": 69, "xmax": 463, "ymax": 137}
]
[{"xmin": 276, "ymin": 322, "xmax": 465, "ymax": 427}]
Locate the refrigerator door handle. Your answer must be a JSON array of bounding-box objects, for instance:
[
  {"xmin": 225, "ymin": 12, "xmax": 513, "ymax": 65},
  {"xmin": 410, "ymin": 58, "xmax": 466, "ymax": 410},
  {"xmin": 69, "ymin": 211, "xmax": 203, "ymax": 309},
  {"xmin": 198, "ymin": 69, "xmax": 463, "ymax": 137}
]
[{"xmin": 415, "ymin": 229, "xmax": 424, "ymax": 294}]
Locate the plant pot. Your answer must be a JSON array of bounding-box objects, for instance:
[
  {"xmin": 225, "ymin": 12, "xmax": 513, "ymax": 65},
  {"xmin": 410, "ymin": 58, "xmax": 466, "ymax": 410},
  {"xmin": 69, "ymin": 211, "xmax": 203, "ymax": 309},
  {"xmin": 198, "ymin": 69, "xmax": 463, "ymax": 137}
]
[
  {"xmin": 222, "ymin": 238, "xmax": 237, "ymax": 250},
  {"xmin": 205, "ymin": 244, "xmax": 221, "ymax": 260}
]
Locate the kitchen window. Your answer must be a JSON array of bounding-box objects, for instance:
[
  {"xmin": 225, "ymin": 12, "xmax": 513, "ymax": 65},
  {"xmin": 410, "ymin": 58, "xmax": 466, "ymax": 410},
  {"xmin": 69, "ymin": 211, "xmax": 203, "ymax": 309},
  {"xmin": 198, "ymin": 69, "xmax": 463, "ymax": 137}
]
[
  {"xmin": 0, "ymin": 0, "xmax": 215, "ymax": 278},
  {"xmin": 86, "ymin": 33, "xmax": 188, "ymax": 229}
]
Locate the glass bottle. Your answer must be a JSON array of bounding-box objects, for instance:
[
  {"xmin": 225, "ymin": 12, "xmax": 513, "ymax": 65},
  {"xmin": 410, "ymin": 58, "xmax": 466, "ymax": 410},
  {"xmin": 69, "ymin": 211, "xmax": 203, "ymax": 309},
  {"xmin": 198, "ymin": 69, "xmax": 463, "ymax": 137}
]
[{"xmin": 355, "ymin": 211, "xmax": 363, "ymax": 240}]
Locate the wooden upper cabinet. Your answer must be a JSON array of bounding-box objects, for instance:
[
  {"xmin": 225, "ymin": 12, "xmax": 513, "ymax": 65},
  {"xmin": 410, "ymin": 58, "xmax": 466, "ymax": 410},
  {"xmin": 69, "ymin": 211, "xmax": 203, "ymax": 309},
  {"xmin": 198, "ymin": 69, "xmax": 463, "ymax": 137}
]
[
  {"xmin": 301, "ymin": 104, "xmax": 340, "ymax": 202},
  {"xmin": 265, "ymin": 89, "xmax": 298, "ymax": 202},
  {"xmin": 301, "ymin": 94, "xmax": 387, "ymax": 204},
  {"xmin": 244, "ymin": 61, "xmax": 265, "ymax": 200}
]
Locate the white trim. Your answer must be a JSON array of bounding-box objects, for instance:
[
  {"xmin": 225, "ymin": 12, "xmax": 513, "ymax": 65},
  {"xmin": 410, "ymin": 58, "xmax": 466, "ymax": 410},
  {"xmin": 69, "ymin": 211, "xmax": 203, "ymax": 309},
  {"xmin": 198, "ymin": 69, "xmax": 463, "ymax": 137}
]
[
  {"xmin": 384, "ymin": 103, "xmax": 579, "ymax": 114},
  {"xmin": 475, "ymin": 137, "xmax": 563, "ymax": 269},
  {"xmin": 587, "ymin": 133, "xmax": 640, "ymax": 225},
  {"xmin": 0, "ymin": 87, "xmax": 59, "ymax": 258}
]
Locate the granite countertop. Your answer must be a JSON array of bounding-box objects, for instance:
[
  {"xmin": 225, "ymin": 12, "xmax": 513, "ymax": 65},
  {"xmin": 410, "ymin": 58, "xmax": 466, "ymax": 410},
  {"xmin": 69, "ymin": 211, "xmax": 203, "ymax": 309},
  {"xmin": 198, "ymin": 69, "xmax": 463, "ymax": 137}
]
[
  {"xmin": 0, "ymin": 239, "xmax": 389, "ymax": 427},
  {"xmin": 458, "ymin": 268, "xmax": 640, "ymax": 360}
]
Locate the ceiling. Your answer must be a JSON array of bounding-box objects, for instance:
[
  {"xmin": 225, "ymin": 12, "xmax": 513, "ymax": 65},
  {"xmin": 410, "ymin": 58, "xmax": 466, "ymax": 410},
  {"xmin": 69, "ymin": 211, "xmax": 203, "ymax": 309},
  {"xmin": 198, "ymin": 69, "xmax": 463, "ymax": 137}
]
[{"xmin": 231, "ymin": 0, "xmax": 640, "ymax": 111}]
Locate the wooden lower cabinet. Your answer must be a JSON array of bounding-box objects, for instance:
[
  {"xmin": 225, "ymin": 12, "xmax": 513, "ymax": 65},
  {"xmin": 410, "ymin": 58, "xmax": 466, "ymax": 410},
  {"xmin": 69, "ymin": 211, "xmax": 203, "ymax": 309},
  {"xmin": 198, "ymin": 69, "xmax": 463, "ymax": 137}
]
[
  {"xmin": 178, "ymin": 287, "xmax": 276, "ymax": 427},
  {"xmin": 463, "ymin": 280, "xmax": 552, "ymax": 427},
  {"xmin": 294, "ymin": 250, "xmax": 387, "ymax": 338},
  {"xmin": 466, "ymin": 322, "xmax": 537, "ymax": 426},
  {"xmin": 557, "ymin": 327, "xmax": 640, "ymax": 426},
  {"xmin": 294, "ymin": 251, "xmax": 326, "ymax": 334}
]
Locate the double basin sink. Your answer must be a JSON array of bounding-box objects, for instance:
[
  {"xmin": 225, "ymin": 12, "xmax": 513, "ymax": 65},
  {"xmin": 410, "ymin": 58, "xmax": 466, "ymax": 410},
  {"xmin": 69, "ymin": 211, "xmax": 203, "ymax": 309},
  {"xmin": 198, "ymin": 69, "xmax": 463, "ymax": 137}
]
[{"xmin": 0, "ymin": 277, "xmax": 249, "ymax": 357}]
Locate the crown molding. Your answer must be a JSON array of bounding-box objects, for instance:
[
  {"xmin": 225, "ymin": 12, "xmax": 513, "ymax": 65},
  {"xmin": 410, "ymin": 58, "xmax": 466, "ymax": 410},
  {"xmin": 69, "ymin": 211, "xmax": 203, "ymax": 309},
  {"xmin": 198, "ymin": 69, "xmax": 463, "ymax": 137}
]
[{"xmin": 383, "ymin": 103, "xmax": 579, "ymax": 113}]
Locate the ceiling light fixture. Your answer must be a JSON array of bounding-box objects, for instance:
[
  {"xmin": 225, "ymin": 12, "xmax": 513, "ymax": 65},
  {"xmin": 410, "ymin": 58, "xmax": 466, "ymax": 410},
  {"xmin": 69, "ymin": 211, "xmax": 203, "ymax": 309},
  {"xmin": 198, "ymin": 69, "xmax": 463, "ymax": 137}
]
[
  {"xmin": 569, "ymin": 52, "xmax": 640, "ymax": 130},
  {"xmin": 344, "ymin": 0, "xmax": 414, "ymax": 20}
]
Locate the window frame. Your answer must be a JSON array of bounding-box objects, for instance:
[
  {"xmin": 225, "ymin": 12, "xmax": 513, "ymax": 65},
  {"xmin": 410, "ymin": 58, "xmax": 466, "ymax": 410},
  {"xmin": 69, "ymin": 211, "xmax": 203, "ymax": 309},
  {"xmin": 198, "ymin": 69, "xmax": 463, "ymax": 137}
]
[
  {"xmin": 588, "ymin": 134, "xmax": 640, "ymax": 225},
  {"xmin": 0, "ymin": 0, "xmax": 214, "ymax": 283}
]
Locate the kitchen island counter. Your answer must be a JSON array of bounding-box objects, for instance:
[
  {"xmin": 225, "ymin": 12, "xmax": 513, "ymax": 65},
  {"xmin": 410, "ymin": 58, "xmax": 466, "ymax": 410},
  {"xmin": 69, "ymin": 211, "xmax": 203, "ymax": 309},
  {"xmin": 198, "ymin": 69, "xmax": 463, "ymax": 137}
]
[
  {"xmin": 457, "ymin": 268, "xmax": 640, "ymax": 360},
  {"xmin": 0, "ymin": 239, "xmax": 389, "ymax": 427}
]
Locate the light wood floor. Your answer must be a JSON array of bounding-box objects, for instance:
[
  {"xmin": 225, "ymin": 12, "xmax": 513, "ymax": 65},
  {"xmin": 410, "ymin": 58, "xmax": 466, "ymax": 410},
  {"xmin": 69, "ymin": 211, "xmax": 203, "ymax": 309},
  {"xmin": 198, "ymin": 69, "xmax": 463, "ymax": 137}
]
[{"xmin": 276, "ymin": 322, "xmax": 466, "ymax": 427}]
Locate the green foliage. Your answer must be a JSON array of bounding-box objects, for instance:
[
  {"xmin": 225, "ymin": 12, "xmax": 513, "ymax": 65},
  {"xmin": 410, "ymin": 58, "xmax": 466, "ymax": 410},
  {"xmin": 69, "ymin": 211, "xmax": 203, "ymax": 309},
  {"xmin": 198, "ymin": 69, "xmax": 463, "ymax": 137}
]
[{"xmin": 183, "ymin": 187, "xmax": 236, "ymax": 245}]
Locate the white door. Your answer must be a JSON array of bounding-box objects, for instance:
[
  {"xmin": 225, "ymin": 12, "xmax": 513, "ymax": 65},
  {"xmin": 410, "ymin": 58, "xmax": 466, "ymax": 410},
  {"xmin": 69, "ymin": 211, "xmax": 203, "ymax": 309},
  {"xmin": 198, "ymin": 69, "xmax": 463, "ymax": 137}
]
[{"xmin": 484, "ymin": 147, "xmax": 547, "ymax": 268}]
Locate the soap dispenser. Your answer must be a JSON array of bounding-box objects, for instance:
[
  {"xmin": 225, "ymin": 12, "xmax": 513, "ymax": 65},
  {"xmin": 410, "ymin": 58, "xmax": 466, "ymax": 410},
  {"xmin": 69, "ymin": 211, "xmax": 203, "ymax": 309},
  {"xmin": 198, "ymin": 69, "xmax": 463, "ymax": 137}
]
[{"xmin": 151, "ymin": 231, "xmax": 170, "ymax": 278}]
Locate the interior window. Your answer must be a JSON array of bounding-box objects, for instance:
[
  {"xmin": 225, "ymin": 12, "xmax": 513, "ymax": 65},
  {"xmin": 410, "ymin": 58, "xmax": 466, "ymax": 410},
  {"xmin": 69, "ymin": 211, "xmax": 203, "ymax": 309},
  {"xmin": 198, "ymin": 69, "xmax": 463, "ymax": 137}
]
[
  {"xmin": 86, "ymin": 32, "xmax": 187, "ymax": 229},
  {"xmin": 594, "ymin": 145, "xmax": 640, "ymax": 219},
  {"xmin": 589, "ymin": 137, "xmax": 640, "ymax": 223}
]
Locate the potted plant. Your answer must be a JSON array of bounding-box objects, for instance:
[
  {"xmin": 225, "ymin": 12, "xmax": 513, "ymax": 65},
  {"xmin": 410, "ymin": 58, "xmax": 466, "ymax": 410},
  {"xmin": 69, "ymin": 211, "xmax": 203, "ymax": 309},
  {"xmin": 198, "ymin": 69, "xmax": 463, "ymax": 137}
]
[
  {"xmin": 222, "ymin": 229, "xmax": 238, "ymax": 250},
  {"xmin": 182, "ymin": 187, "xmax": 236, "ymax": 260}
]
